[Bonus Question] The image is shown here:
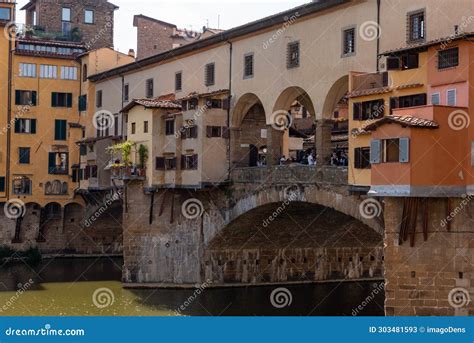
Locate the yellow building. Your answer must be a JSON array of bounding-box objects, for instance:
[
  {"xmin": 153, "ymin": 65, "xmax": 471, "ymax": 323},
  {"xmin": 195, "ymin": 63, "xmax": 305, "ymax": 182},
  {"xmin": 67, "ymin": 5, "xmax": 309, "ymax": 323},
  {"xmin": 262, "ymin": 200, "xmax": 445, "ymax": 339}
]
[
  {"xmin": 0, "ymin": 0, "xmax": 16, "ymax": 200},
  {"xmin": 121, "ymin": 90, "xmax": 230, "ymax": 189},
  {"xmin": 348, "ymin": 50, "xmax": 428, "ymax": 191}
]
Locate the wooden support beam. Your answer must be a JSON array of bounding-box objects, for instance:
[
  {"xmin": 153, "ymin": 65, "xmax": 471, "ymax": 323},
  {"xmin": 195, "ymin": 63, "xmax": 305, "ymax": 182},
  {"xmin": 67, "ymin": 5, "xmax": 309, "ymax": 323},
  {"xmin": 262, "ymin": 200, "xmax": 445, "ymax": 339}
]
[
  {"xmin": 446, "ymin": 198, "xmax": 452, "ymax": 232},
  {"xmin": 423, "ymin": 198, "xmax": 429, "ymax": 242},
  {"xmin": 149, "ymin": 192, "xmax": 155, "ymax": 225},
  {"xmin": 159, "ymin": 191, "xmax": 167, "ymax": 217},
  {"xmin": 170, "ymin": 191, "xmax": 174, "ymax": 224},
  {"xmin": 399, "ymin": 197, "xmax": 409, "ymax": 245},
  {"xmin": 409, "ymin": 198, "xmax": 419, "ymax": 247}
]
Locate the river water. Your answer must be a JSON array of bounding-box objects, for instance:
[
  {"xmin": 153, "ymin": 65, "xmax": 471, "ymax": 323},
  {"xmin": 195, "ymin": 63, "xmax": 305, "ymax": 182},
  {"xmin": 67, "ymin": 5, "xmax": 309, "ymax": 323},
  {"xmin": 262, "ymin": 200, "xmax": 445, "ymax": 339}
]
[{"xmin": 0, "ymin": 258, "xmax": 384, "ymax": 316}]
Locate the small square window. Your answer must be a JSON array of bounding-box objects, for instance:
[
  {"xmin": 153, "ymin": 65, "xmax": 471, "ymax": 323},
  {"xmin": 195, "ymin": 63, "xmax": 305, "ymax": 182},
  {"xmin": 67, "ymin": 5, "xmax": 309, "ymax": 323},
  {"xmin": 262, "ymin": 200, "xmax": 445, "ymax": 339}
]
[
  {"xmin": 84, "ymin": 10, "xmax": 94, "ymax": 24},
  {"xmin": 165, "ymin": 119, "xmax": 175, "ymax": 136},
  {"xmin": 244, "ymin": 54, "xmax": 254, "ymax": 78},
  {"xmin": 407, "ymin": 10, "xmax": 425, "ymax": 42},
  {"xmin": 447, "ymin": 89, "xmax": 457, "ymax": 106},
  {"xmin": 205, "ymin": 63, "xmax": 215, "ymax": 86},
  {"xmin": 438, "ymin": 47, "xmax": 459, "ymax": 70},
  {"xmin": 342, "ymin": 28, "xmax": 356, "ymax": 56},
  {"xmin": 431, "ymin": 93, "xmax": 440, "ymax": 105},
  {"xmin": 175, "ymin": 72, "xmax": 182, "ymax": 92},
  {"xmin": 19, "ymin": 148, "xmax": 30, "ymax": 164},
  {"xmin": 62, "ymin": 7, "xmax": 71, "ymax": 22},
  {"xmin": 0, "ymin": 8, "xmax": 11, "ymax": 21},
  {"xmin": 146, "ymin": 79, "xmax": 154, "ymax": 98},
  {"xmin": 287, "ymin": 42, "xmax": 300, "ymax": 69}
]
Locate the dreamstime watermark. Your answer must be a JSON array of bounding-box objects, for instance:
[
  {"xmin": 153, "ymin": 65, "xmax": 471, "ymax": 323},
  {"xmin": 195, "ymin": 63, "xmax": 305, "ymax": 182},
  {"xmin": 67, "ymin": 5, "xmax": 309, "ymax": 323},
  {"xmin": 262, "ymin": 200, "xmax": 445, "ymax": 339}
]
[
  {"xmin": 0, "ymin": 103, "xmax": 33, "ymax": 136},
  {"xmin": 3, "ymin": 21, "xmax": 17, "ymax": 41},
  {"xmin": 359, "ymin": 198, "xmax": 383, "ymax": 220},
  {"xmin": 175, "ymin": 105, "xmax": 209, "ymax": 138},
  {"xmin": 85, "ymin": 15, "xmax": 113, "ymax": 50},
  {"xmin": 5, "ymin": 324, "xmax": 85, "ymax": 337},
  {"xmin": 92, "ymin": 287, "xmax": 115, "ymax": 309},
  {"xmin": 440, "ymin": 194, "xmax": 473, "ymax": 229},
  {"xmin": 270, "ymin": 110, "xmax": 293, "ymax": 131},
  {"xmin": 440, "ymin": 16, "xmax": 474, "ymax": 50},
  {"xmin": 270, "ymin": 287, "xmax": 293, "ymax": 308},
  {"xmin": 0, "ymin": 279, "xmax": 34, "ymax": 314},
  {"xmin": 262, "ymin": 186, "xmax": 299, "ymax": 228},
  {"xmin": 181, "ymin": 198, "xmax": 204, "ymax": 220},
  {"xmin": 93, "ymin": 110, "xmax": 115, "ymax": 132},
  {"xmin": 352, "ymin": 282, "xmax": 385, "ymax": 316},
  {"xmin": 84, "ymin": 190, "xmax": 123, "ymax": 228},
  {"xmin": 448, "ymin": 287, "xmax": 471, "ymax": 309},
  {"xmin": 448, "ymin": 110, "xmax": 470, "ymax": 131},
  {"xmin": 263, "ymin": 12, "xmax": 300, "ymax": 49},
  {"xmin": 174, "ymin": 280, "xmax": 212, "ymax": 315},
  {"xmin": 4, "ymin": 199, "xmax": 26, "ymax": 220},
  {"xmin": 359, "ymin": 21, "xmax": 381, "ymax": 41}
]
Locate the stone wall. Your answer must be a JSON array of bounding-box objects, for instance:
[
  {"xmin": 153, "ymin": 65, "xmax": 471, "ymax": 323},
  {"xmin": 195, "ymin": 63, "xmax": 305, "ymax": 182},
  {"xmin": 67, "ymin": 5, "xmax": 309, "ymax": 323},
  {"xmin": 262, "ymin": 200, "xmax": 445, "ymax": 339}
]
[
  {"xmin": 35, "ymin": 0, "xmax": 115, "ymax": 49},
  {"xmin": 122, "ymin": 171, "xmax": 384, "ymax": 286},
  {"xmin": 0, "ymin": 201, "xmax": 123, "ymax": 255},
  {"xmin": 384, "ymin": 197, "xmax": 474, "ymax": 316}
]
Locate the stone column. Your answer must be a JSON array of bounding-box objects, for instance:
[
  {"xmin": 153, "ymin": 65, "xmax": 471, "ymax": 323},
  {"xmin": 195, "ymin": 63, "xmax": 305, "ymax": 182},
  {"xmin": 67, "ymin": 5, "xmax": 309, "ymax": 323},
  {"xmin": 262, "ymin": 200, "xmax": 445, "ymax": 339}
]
[
  {"xmin": 315, "ymin": 119, "xmax": 333, "ymax": 166},
  {"xmin": 267, "ymin": 126, "xmax": 284, "ymax": 166}
]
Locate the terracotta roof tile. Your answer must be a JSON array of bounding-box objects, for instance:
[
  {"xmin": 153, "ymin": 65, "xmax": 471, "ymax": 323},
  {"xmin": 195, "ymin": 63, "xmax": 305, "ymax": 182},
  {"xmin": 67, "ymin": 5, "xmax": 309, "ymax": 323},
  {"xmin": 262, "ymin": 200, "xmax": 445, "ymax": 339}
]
[
  {"xmin": 363, "ymin": 115, "xmax": 439, "ymax": 132},
  {"xmin": 348, "ymin": 87, "xmax": 391, "ymax": 98},
  {"xmin": 121, "ymin": 98, "xmax": 181, "ymax": 113}
]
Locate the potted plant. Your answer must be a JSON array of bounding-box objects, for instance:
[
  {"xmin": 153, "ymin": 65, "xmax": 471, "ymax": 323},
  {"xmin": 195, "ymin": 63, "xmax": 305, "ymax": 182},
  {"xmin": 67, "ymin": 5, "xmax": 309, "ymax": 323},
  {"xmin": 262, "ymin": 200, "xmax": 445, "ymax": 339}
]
[
  {"xmin": 138, "ymin": 144, "xmax": 148, "ymax": 177},
  {"xmin": 107, "ymin": 141, "xmax": 135, "ymax": 177}
]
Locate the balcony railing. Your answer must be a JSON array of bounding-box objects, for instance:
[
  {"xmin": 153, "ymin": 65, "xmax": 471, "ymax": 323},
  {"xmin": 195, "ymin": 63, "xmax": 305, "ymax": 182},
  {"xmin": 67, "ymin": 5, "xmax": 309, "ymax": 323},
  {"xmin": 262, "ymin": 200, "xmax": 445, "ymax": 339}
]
[{"xmin": 111, "ymin": 166, "xmax": 146, "ymax": 180}]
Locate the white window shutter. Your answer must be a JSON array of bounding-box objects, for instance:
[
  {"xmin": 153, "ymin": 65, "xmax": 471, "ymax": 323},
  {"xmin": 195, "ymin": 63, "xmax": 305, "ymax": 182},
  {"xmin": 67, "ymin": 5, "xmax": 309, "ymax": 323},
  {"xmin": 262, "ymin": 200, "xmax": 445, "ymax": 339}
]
[
  {"xmin": 370, "ymin": 140, "xmax": 381, "ymax": 164},
  {"xmin": 399, "ymin": 137, "xmax": 410, "ymax": 163}
]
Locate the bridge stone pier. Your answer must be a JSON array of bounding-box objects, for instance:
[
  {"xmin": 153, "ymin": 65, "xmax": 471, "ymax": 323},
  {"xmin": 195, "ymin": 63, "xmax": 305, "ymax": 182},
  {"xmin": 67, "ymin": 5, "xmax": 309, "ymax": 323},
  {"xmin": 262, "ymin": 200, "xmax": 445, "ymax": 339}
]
[{"xmin": 121, "ymin": 166, "xmax": 384, "ymax": 288}]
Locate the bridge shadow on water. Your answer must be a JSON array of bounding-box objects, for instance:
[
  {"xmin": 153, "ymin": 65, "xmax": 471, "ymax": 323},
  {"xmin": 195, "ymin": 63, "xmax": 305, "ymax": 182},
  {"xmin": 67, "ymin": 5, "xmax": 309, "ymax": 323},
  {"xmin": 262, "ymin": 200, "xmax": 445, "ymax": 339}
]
[{"xmin": 0, "ymin": 257, "xmax": 384, "ymax": 316}]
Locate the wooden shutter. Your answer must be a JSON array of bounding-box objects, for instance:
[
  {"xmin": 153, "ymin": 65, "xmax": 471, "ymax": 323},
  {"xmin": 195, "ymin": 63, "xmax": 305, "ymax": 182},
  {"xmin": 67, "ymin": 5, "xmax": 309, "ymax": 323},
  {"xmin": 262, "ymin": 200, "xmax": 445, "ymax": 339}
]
[
  {"xmin": 155, "ymin": 157, "xmax": 165, "ymax": 170},
  {"xmin": 389, "ymin": 97, "xmax": 399, "ymax": 114},
  {"xmin": 206, "ymin": 126, "xmax": 212, "ymax": 138},
  {"xmin": 222, "ymin": 98, "xmax": 230, "ymax": 110},
  {"xmin": 66, "ymin": 93, "xmax": 72, "ymax": 108},
  {"xmin": 192, "ymin": 155, "xmax": 198, "ymax": 170},
  {"xmin": 181, "ymin": 155, "xmax": 186, "ymax": 170},
  {"xmin": 15, "ymin": 90, "xmax": 21, "ymax": 105},
  {"xmin": 31, "ymin": 119, "xmax": 37, "ymax": 134},
  {"xmin": 48, "ymin": 152, "xmax": 56, "ymax": 174},
  {"xmin": 222, "ymin": 127, "xmax": 229, "ymax": 139},
  {"xmin": 386, "ymin": 57, "xmax": 401, "ymax": 70},
  {"xmin": 0, "ymin": 177, "xmax": 5, "ymax": 193},
  {"xmin": 84, "ymin": 166, "xmax": 90, "ymax": 180},
  {"xmin": 354, "ymin": 148, "xmax": 361, "ymax": 169},
  {"xmin": 399, "ymin": 138, "xmax": 410, "ymax": 163},
  {"xmin": 51, "ymin": 93, "xmax": 57, "ymax": 107},
  {"xmin": 407, "ymin": 54, "xmax": 419, "ymax": 69},
  {"xmin": 353, "ymin": 102, "xmax": 362, "ymax": 120},
  {"xmin": 14, "ymin": 118, "xmax": 20, "ymax": 133},
  {"xmin": 31, "ymin": 91, "xmax": 37, "ymax": 106},
  {"xmin": 370, "ymin": 140, "xmax": 381, "ymax": 164}
]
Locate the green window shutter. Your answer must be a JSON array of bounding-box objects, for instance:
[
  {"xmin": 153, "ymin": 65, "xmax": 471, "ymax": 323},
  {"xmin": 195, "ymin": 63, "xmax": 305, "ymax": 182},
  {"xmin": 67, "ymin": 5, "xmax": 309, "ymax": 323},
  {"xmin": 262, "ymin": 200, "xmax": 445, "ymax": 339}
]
[
  {"xmin": 0, "ymin": 177, "xmax": 5, "ymax": 193},
  {"xmin": 399, "ymin": 137, "xmax": 410, "ymax": 163},
  {"xmin": 15, "ymin": 90, "xmax": 21, "ymax": 105},
  {"xmin": 31, "ymin": 91, "xmax": 37, "ymax": 106},
  {"xmin": 354, "ymin": 148, "xmax": 361, "ymax": 169},
  {"xmin": 353, "ymin": 102, "xmax": 362, "ymax": 120},
  {"xmin": 51, "ymin": 93, "xmax": 56, "ymax": 107},
  {"xmin": 55, "ymin": 120, "xmax": 66, "ymax": 140},
  {"xmin": 370, "ymin": 140, "xmax": 381, "ymax": 164},
  {"xmin": 31, "ymin": 119, "xmax": 36, "ymax": 134},
  {"xmin": 48, "ymin": 152, "xmax": 56, "ymax": 174},
  {"xmin": 14, "ymin": 119, "xmax": 20, "ymax": 133},
  {"xmin": 67, "ymin": 93, "xmax": 73, "ymax": 108}
]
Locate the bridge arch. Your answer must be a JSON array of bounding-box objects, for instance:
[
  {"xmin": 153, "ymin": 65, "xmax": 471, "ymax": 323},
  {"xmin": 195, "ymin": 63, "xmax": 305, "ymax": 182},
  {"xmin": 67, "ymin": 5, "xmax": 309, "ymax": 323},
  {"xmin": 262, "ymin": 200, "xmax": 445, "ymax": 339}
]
[{"xmin": 203, "ymin": 183, "xmax": 384, "ymax": 285}]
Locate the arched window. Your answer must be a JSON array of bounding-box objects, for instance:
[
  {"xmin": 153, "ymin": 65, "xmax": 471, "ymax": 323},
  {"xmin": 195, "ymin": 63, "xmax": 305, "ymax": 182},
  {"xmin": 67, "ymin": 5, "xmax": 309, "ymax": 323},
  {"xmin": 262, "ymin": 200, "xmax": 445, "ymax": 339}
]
[{"xmin": 83, "ymin": 64, "xmax": 88, "ymax": 82}]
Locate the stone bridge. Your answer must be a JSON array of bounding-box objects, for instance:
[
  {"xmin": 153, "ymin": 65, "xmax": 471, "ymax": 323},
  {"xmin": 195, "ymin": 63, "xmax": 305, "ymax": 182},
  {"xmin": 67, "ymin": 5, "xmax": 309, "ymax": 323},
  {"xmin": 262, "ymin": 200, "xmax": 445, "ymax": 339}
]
[{"xmin": 122, "ymin": 165, "xmax": 385, "ymax": 287}]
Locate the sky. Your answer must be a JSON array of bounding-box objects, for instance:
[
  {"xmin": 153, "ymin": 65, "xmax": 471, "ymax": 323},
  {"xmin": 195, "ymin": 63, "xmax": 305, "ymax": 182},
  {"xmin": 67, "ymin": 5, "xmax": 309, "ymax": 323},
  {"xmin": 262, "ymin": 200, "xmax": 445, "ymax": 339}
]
[{"xmin": 14, "ymin": 0, "xmax": 309, "ymax": 54}]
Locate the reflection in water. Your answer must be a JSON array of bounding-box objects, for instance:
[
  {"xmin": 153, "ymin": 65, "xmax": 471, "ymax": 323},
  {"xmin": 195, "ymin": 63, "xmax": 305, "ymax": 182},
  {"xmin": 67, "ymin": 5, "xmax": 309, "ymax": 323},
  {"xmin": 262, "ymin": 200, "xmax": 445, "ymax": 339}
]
[{"xmin": 0, "ymin": 258, "xmax": 384, "ymax": 316}]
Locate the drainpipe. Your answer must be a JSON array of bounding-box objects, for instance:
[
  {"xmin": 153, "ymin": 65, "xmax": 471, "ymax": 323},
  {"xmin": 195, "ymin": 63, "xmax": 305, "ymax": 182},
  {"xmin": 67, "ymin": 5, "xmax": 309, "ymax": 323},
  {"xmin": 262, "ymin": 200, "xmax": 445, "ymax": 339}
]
[
  {"xmin": 376, "ymin": 0, "xmax": 381, "ymax": 72},
  {"xmin": 6, "ymin": 37, "xmax": 13, "ymax": 198},
  {"xmin": 226, "ymin": 41, "xmax": 233, "ymax": 181},
  {"xmin": 121, "ymin": 75, "xmax": 125, "ymax": 139}
]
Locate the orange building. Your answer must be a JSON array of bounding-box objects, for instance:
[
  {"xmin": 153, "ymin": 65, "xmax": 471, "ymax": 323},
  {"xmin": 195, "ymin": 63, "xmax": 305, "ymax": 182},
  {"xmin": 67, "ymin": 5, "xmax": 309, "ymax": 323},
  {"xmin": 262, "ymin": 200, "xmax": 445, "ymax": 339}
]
[{"xmin": 349, "ymin": 33, "xmax": 474, "ymax": 197}]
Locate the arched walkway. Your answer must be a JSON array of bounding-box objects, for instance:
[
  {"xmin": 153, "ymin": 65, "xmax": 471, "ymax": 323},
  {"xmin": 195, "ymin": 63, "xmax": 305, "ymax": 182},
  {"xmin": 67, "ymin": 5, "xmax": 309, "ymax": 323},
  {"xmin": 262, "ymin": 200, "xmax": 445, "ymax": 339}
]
[{"xmin": 231, "ymin": 93, "xmax": 268, "ymax": 168}]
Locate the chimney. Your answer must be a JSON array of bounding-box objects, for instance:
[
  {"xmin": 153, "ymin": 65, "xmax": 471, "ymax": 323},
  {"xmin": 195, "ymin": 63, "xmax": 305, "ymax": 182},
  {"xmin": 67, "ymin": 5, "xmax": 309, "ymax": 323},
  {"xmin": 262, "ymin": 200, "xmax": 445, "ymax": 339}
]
[{"xmin": 128, "ymin": 49, "xmax": 135, "ymax": 58}]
